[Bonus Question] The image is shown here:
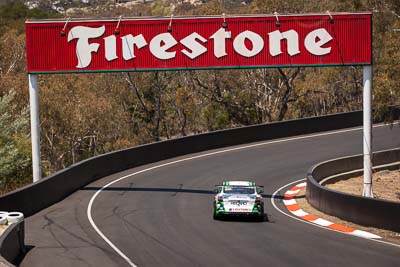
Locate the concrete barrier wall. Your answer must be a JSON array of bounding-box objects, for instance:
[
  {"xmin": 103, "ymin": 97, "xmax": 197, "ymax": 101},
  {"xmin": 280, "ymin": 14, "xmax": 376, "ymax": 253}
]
[
  {"xmin": 0, "ymin": 109, "xmax": 398, "ymax": 264},
  {"xmin": 0, "ymin": 221, "xmax": 25, "ymax": 266},
  {"xmin": 306, "ymin": 148, "xmax": 400, "ymax": 232},
  {"xmin": 1, "ymin": 107, "xmax": 399, "ymax": 219},
  {"xmin": 0, "ymin": 111, "xmax": 367, "ymax": 217}
]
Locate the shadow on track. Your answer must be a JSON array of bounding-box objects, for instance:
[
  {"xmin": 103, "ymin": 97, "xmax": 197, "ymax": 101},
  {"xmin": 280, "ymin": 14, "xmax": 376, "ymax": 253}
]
[
  {"xmin": 82, "ymin": 186, "xmax": 216, "ymax": 195},
  {"xmin": 215, "ymin": 214, "xmax": 270, "ymax": 223},
  {"xmin": 81, "ymin": 186, "xmax": 305, "ymax": 201},
  {"xmin": 82, "ymin": 186, "xmax": 285, "ymax": 224},
  {"xmin": 81, "ymin": 186, "xmax": 288, "ymax": 200}
]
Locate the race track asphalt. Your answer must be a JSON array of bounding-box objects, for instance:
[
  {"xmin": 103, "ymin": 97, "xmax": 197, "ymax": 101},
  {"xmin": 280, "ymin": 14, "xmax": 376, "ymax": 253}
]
[{"xmin": 20, "ymin": 124, "xmax": 400, "ymax": 267}]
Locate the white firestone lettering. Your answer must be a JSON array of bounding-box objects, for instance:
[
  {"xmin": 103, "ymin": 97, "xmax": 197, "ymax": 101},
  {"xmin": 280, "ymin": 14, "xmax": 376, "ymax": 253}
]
[
  {"xmin": 68, "ymin": 26, "xmax": 105, "ymax": 68},
  {"xmin": 210, "ymin": 28, "xmax": 232, "ymax": 58},
  {"xmin": 104, "ymin": 35, "xmax": 117, "ymax": 61},
  {"xmin": 305, "ymin": 28, "xmax": 333, "ymax": 56},
  {"xmin": 180, "ymin": 32, "xmax": 207, "ymax": 59},
  {"xmin": 233, "ymin": 30, "xmax": 264, "ymax": 57},
  {"xmin": 68, "ymin": 25, "xmax": 334, "ymax": 68},
  {"xmin": 268, "ymin": 29, "xmax": 300, "ymax": 57},
  {"xmin": 149, "ymin": 33, "xmax": 178, "ymax": 60},
  {"xmin": 121, "ymin": 34, "xmax": 147, "ymax": 60}
]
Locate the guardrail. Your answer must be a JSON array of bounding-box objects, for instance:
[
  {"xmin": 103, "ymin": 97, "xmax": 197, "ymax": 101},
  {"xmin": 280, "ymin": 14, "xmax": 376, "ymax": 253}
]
[{"xmin": 306, "ymin": 148, "xmax": 400, "ymax": 232}]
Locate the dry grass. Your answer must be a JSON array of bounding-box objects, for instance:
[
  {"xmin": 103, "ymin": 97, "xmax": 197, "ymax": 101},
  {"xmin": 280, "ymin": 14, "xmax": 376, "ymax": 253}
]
[
  {"xmin": 0, "ymin": 225, "xmax": 7, "ymax": 236},
  {"xmin": 0, "ymin": 180, "xmax": 31, "ymax": 196},
  {"xmin": 325, "ymin": 169, "xmax": 400, "ymax": 202}
]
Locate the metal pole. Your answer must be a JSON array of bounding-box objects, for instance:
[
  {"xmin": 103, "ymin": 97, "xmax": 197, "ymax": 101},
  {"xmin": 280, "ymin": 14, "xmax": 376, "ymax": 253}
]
[
  {"xmin": 28, "ymin": 74, "xmax": 42, "ymax": 182},
  {"xmin": 363, "ymin": 65, "xmax": 373, "ymax": 198}
]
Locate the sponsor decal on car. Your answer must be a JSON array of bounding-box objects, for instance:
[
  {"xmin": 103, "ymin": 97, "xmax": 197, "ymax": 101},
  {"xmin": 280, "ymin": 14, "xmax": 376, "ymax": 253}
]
[
  {"xmin": 230, "ymin": 201, "xmax": 249, "ymax": 206},
  {"xmin": 230, "ymin": 208, "xmax": 252, "ymax": 212}
]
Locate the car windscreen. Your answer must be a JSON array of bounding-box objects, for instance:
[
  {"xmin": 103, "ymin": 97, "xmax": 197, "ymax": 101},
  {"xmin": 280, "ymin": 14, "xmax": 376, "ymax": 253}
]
[{"xmin": 223, "ymin": 186, "xmax": 255, "ymax": 194}]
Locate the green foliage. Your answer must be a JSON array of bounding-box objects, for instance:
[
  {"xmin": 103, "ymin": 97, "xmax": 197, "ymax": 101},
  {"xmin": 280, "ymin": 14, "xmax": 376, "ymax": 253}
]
[
  {"xmin": 203, "ymin": 103, "xmax": 230, "ymax": 131},
  {"xmin": 0, "ymin": 2, "xmax": 60, "ymax": 34},
  {"xmin": 0, "ymin": 91, "xmax": 31, "ymax": 192},
  {"xmin": 151, "ymin": 0, "xmax": 173, "ymax": 16},
  {"xmin": 0, "ymin": 2, "xmax": 58, "ymax": 20}
]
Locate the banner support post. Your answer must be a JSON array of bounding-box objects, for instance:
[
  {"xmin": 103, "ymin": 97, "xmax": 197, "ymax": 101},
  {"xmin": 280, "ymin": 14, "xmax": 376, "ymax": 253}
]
[
  {"xmin": 363, "ymin": 65, "xmax": 373, "ymax": 197},
  {"xmin": 28, "ymin": 74, "xmax": 42, "ymax": 182}
]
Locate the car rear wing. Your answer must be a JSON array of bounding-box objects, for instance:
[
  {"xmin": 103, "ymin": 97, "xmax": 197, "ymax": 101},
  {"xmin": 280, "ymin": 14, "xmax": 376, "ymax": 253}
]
[
  {"xmin": 214, "ymin": 185, "xmax": 264, "ymax": 193},
  {"xmin": 256, "ymin": 186, "xmax": 264, "ymax": 194},
  {"xmin": 214, "ymin": 185, "xmax": 223, "ymax": 193}
]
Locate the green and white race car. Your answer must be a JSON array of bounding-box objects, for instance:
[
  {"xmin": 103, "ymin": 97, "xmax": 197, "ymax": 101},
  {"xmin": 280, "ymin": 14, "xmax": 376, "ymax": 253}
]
[{"xmin": 213, "ymin": 181, "xmax": 264, "ymax": 221}]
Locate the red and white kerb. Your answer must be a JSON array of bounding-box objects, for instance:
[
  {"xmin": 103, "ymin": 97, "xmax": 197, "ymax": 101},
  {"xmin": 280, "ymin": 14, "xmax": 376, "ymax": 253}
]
[{"xmin": 283, "ymin": 182, "xmax": 381, "ymax": 239}]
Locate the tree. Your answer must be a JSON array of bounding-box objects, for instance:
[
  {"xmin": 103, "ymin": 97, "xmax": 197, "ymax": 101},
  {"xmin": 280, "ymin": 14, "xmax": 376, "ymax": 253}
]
[
  {"xmin": 0, "ymin": 0, "xmax": 399, "ymax": 195},
  {"xmin": 0, "ymin": 90, "xmax": 31, "ymax": 193},
  {"xmin": 40, "ymin": 73, "xmax": 135, "ymax": 172}
]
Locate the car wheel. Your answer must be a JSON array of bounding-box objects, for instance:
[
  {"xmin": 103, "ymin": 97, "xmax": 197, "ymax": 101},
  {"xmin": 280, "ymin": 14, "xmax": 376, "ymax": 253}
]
[
  {"xmin": 213, "ymin": 212, "xmax": 218, "ymax": 220},
  {"xmin": 213, "ymin": 206, "xmax": 221, "ymax": 220},
  {"xmin": 258, "ymin": 207, "xmax": 265, "ymax": 222},
  {"xmin": 213, "ymin": 207, "xmax": 220, "ymax": 220}
]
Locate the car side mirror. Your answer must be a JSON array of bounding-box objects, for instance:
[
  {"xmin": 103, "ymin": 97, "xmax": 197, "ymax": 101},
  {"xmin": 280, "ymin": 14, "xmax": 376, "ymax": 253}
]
[{"xmin": 257, "ymin": 187, "xmax": 264, "ymax": 194}]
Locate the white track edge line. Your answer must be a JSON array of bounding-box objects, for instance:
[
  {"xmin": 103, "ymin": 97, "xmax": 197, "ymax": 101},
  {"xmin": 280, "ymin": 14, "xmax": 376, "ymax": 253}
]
[
  {"xmin": 88, "ymin": 122, "xmax": 400, "ymax": 266},
  {"xmin": 87, "ymin": 189, "xmax": 137, "ymax": 267},
  {"xmin": 271, "ymin": 178, "xmax": 400, "ymax": 249}
]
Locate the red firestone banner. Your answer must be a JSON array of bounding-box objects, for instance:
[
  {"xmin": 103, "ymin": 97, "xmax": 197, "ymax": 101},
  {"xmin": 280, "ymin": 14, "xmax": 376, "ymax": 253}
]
[{"xmin": 26, "ymin": 13, "xmax": 372, "ymax": 74}]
